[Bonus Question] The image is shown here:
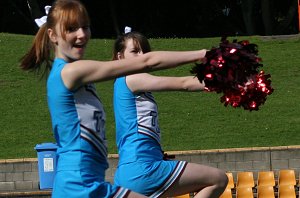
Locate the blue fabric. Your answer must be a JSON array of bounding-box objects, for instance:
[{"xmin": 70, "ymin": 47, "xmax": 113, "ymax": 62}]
[
  {"xmin": 52, "ymin": 170, "xmax": 124, "ymax": 198},
  {"xmin": 114, "ymin": 160, "xmax": 187, "ymax": 197},
  {"xmin": 113, "ymin": 76, "xmax": 187, "ymax": 197},
  {"xmin": 48, "ymin": 58, "xmax": 129, "ymax": 198}
]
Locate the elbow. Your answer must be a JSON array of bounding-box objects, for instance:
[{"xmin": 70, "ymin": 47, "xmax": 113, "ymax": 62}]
[{"xmin": 143, "ymin": 52, "xmax": 162, "ymax": 71}]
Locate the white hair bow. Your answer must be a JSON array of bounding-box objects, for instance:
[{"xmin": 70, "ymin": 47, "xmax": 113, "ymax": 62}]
[
  {"xmin": 35, "ymin": 6, "xmax": 51, "ymax": 27},
  {"xmin": 124, "ymin": 26, "xmax": 132, "ymax": 34}
]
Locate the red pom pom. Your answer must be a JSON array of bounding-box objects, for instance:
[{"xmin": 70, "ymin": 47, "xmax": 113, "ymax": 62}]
[{"xmin": 191, "ymin": 37, "xmax": 274, "ymax": 111}]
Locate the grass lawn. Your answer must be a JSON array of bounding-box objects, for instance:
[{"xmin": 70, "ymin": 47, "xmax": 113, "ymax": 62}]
[{"xmin": 0, "ymin": 33, "xmax": 299, "ymax": 159}]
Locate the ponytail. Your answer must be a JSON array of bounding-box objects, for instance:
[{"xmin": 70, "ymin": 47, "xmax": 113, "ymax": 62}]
[{"xmin": 20, "ymin": 25, "xmax": 53, "ymax": 76}]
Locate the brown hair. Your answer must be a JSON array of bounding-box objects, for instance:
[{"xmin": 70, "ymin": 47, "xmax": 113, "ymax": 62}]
[
  {"xmin": 20, "ymin": 0, "xmax": 90, "ymax": 76},
  {"xmin": 112, "ymin": 31, "xmax": 151, "ymax": 60}
]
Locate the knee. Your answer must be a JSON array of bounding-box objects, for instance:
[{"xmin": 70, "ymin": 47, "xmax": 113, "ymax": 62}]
[{"xmin": 216, "ymin": 170, "xmax": 228, "ymax": 190}]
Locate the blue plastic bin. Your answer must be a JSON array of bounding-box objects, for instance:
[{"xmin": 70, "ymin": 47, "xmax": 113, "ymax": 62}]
[{"xmin": 34, "ymin": 142, "xmax": 58, "ymax": 190}]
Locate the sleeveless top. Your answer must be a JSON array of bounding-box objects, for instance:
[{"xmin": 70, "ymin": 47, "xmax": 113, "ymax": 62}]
[
  {"xmin": 114, "ymin": 76, "xmax": 163, "ymax": 165},
  {"xmin": 47, "ymin": 58, "xmax": 108, "ymax": 175}
]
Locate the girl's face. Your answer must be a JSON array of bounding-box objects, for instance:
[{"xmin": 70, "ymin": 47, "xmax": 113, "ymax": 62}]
[
  {"xmin": 121, "ymin": 39, "xmax": 143, "ymax": 59},
  {"xmin": 50, "ymin": 23, "xmax": 91, "ymax": 62}
]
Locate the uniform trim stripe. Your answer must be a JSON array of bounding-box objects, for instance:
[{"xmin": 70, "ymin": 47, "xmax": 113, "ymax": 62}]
[
  {"xmin": 138, "ymin": 124, "xmax": 157, "ymax": 134},
  {"xmin": 138, "ymin": 130, "xmax": 160, "ymax": 144},
  {"xmin": 138, "ymin": 125, "xmax": 160, "ymax": 143},
  {"xmin": 112, "ymin": 187, "xmax": 130, "ymax": 198},
  {"xmin": 80, "ymin": 132, "xmax": 107, "ymax": 158},
  {"xmin": 80, "ymin": 124, "xmax": 103, "ymax": 142},
  {"xmin": 149, "ymin": 161, "xmax": 187, "ymax": 198},
  {"xmin": 80, "ymin": 126, "xmax": 107, "ymax": 158}
]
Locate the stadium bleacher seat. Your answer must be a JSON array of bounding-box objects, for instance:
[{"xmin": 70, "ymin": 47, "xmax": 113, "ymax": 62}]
[
  {"xmin": 278, "ymin": 184, "xmax": 296, "ymax": 198},
  {"xmin": 257, "ymin": 185, "xmax": 275, "ymax": 198},
  {"xmin": 219, "ymin": 188, "xmax": 233, "ymax": 198},
  {"xmin": 236, "ymin": 187, "xmax": 254, "ymax": 198},
  {"xmin": 278, "ymin": 169, "xmax": 297, "ymax": 187},
  {"xmin": 237, "ymin": 172, "xmax": 255, "ymax": 189},
  {"xmin": 226, "ymin": 172, "xmax": 235, "ymax": 189},
  {"xmin": 173, "ymin": 193, "xmax": 190, "ymax": 198},
  {"xmin": 257, "ymin": 171, "xmax": 276, "ymax": 187}
]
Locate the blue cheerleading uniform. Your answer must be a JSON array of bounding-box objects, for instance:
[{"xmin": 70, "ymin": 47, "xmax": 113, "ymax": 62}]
[
  {"xmin": 47, "ymin": 58, "xmax": 130, "ymax": 198},
  {"xmin": 113, "ymin": 76, "xmax": 187, "ymax": 197}
]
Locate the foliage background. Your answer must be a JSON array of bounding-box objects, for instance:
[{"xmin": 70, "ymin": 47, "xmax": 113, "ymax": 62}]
[{"xmin": 0, "ymin": 0, "xmax": 298, "ymax": 38}]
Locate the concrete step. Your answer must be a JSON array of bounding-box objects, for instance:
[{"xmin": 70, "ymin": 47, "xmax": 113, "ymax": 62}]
[{"xmin": 0, "ymin": 190, "xmax": 51, "ymax": 198}]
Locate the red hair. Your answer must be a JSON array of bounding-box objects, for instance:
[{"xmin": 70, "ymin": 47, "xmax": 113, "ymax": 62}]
[{"xmin": 20, "ymin": 0, "xmax": 90, "ymax": 75}]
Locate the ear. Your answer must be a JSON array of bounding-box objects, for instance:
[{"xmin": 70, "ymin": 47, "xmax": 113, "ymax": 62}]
[
  {"xmin": 117, "ymin": 52, "xmax": 122, "ymax": 60},
  {"xmin": 48, "ymin": 28, "xmax": 57, "ymax": 43}
]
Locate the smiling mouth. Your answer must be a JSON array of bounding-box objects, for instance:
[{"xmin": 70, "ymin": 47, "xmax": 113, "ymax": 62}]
[{"xmin": 73, "ymin": 44, "xmax": 85, "ymax": 48}]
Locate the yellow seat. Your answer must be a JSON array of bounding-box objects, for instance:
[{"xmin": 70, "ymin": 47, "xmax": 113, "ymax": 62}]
[
  {"xmin": 173, "ymin": 193, "xmax": 190, "ymax": 198},
  {"xmin": 278, "ymin": 185, "xmax": 296, "ymax": 198},
  {"xmin": 237, "ymin": 172, "xmax": 255, "ymax": 188},
  {"xmin": 236, "ymin": 187, "xmax": 254, "ymax": 198},
  {"xmin": 219, "ymin": 188, "xmax": 232, "ymax": 198},
  {"xmin": 257, "ymin": 185, "xmax": 275, "ymax": 198},
  {"xmin": 226, "ymin": 172, "xmax": 235, "ymax": 189},
  {"xmin": 257, "ymin": 171, "xmax": 276, "ymax": 187},
  {"xmin": 278, "ymin": 170, "xmax": 296, "ymax": 186}
]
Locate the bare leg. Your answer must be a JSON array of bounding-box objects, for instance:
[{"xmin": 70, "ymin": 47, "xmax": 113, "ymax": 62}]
[
  {"xmin": 162, "ymin": 163, "xmax": 228, "ymax": 198},
  {"xmin": 126, "ymin": 191, "xmax": 148, "ymax": 198}
]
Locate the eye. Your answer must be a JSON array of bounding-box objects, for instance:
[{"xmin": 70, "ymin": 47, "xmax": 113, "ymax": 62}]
[
  {"xmin": 67, "ymin": 26, "xmax": 79, "ymax": 33},
  {"xmin": 131, "ymin": 48, "xmax": 142, "ymax": 54},
  {"xmin": 82, "ymin": 25, "xmax": 90, "ymax": 30}
]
